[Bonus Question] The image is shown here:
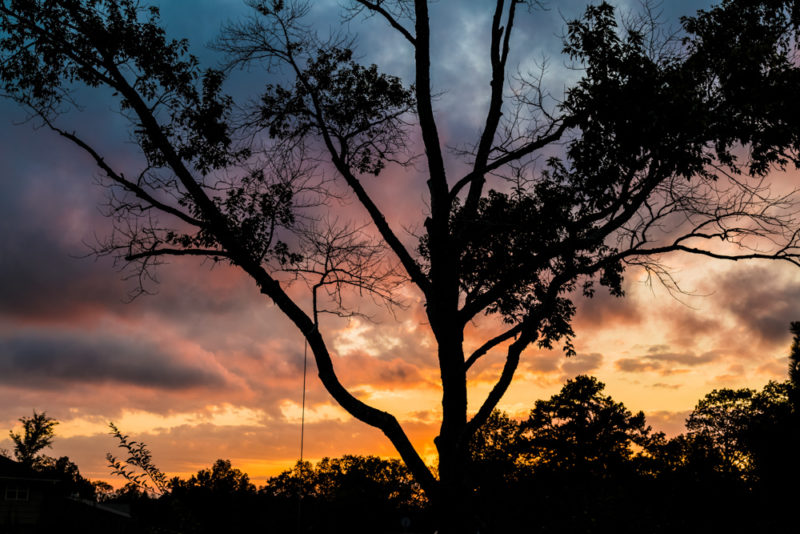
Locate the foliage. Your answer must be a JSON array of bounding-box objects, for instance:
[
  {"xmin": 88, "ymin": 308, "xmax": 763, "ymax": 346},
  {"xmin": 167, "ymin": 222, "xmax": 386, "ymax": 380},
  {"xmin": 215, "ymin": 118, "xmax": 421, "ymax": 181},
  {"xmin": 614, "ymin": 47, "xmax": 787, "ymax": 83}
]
[
  {"xmin": 520, "ymin": 375, "xmax": 653, "ymax": 474},
  {"xmin": 5, "ymin": 412, "xmax": 98, "ymax": 501},
  {"xmin": 684, "ymin": 377, "xmax": 800, "ymax": 508},
  {"xmin": 39, "ymin": 455, "xmax": 98, "ymax": 499},
  {"xmin": 263, "ymin": 455, "xmax": 428, "ymax": 534},
  {"xmin": 171, "ymin": 458, "xmax": 255, "ymax": 494},
  {"xmin": 4, "ymin": 1, "xmax": 800, "ymax": 531},
  {"xmin": 106, "ymin": 422, "xmax": 169, "ymax": 496},
  {"xmin": 685, "ymin": 386, "xmax": 759, "ymax": 474},
  {"xmin": 9, "ymin": 410, "xmax": 58, "ymax": 467}
]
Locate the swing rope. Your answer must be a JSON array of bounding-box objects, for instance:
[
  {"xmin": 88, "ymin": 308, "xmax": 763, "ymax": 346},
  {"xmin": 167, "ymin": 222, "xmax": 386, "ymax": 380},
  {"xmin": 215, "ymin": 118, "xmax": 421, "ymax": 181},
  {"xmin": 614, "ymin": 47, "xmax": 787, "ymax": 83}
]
[
  {"xmin": 300, "ymin": 336, "xmax": 308, "ymax": 462},
  {"xmin": 297, "ymin": 333, "xmax": 310, "ymax": 534}
]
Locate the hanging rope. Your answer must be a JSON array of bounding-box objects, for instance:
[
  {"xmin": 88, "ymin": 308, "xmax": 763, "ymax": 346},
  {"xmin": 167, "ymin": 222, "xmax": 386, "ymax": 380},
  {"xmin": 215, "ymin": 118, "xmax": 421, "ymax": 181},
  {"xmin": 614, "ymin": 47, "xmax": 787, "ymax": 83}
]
[
  {"xmin": 297, "ymin": 334, "xmax": 310, "ymax": 534},
  {"xmin": 300, "ymin": 336, "xmax": 308, "ymax": 462}
]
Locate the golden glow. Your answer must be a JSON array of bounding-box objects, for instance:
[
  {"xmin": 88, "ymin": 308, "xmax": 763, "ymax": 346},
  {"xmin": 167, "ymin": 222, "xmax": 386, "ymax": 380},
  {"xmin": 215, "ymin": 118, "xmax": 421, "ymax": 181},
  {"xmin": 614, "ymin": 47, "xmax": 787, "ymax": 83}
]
[{"xmin": 57, "ymin": 405, "xmax": 266, "ymax": 439}]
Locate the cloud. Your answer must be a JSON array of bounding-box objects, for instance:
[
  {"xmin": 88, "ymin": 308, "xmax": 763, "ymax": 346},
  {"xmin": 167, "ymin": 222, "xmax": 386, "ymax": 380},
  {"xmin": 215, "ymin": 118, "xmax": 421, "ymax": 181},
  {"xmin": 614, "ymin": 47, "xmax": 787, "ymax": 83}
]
[
  {"xmin": 561, "ymin": 352, "xmax": 603, "ymax": 376},
  {"xmin": 651, "ymin": 383, "xmax": 681, "ymax": 390},
  {"xmin": 711, "ymin": 265, "xmax": 800, "ymax": 347},
  {"xmin": 645, "ymin": 410, "xmax": 692, "ymax": 437},
  {"xmin": 518, "ymin": 350, "xmax": 603, "ymax": 381},
  {"xmin": 332, "ymin": 353, "xmax": 429, "ymax": 390},
  {"xmin": 526, "ymin": 352, "xmax": 562, "ymax": 373},
  {"xmin": 0, "ymin": 329, "xmax": 228, "ymax": 390},
  {"xmin": 615, "ymin": 358, "xmax": 662, "ymax": 373},
  {"xmin": 573, "ymin": 280, "xmax": 644, "ymax": 330},
  {"xmin": 615, "ymin": 347, "xmax": 722, "ymax": 375},
  {"xmin": 647, "ymin": 350, "xmax": 720, "ymax": 366}
]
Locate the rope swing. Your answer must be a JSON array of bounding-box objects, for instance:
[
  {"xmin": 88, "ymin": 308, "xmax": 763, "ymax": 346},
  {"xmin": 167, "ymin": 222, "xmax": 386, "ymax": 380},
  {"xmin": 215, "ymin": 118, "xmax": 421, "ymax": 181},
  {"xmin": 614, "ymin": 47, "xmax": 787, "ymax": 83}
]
[
  {"xmin": 297, "ymin": 333, "xmax": 310, "ymax": 534},
  {"xmin": 300, "ymin": 336, "xmax": 308, "ymax": 463}
]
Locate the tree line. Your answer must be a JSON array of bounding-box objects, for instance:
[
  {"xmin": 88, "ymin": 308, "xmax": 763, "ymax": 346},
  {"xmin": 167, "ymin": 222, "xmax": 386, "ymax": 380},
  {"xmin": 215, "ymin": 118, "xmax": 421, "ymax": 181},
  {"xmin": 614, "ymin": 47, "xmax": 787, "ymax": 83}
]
[{"xmin": 6, "ymin": 324, "xmax": 799, "ymax": 533}]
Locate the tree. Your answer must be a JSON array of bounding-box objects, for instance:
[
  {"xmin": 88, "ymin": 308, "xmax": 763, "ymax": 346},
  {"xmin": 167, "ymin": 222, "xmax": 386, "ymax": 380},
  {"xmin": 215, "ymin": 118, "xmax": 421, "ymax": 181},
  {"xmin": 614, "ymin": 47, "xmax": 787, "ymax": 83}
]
[
  {"xmin": 167, "ymin": 459, "xmax": 259, "ymax": 533},
  {"xmin": 172, "ymin": 458, "xmax": 255, "ymax": 495},
  {"xmin": 9, "ymin": 410, "xmax": 58, "ymax": 467},
  {"xmin": 465, "ymin": 378, "xmax": 663, "ymax": 533},
  {"xmin": 685, "ymin": 387, "xmax": 758, "ymax": 475},
  {"xmin": 6, "ymin": 412, "xmax": 97, "ymax": 499},
  {"xmin": 677, "ymin": 377, "xmax": 798, "ymax": 530},
  {"xmin": 263, "ymin": 455, "xmax": 426, "ymax": 534},
  {"xmin": 684, "ymin": 378, "xmax": 798, "ymax": 485},
  {"xmin": 467, "ymin": 410, "xmax": 522, "ymax": 488},
  {"xmin": 520, "ymin": 375, "xmax": 653, "ymax": 475},
  {"xmin": 39, "ymin": 455, "xmax": 98, "ymax": 499},
  {"xmin": 3, "ymin": 1, "xmax": 800, "ymax": 531}
]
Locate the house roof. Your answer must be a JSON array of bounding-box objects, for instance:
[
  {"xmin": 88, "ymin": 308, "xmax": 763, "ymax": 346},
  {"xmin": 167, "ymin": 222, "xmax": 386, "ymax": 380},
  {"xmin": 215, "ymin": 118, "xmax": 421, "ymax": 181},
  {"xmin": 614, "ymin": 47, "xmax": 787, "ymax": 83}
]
[{"xmin": 0, "ymin": 456, "xmax": 59, "ymax": 482}]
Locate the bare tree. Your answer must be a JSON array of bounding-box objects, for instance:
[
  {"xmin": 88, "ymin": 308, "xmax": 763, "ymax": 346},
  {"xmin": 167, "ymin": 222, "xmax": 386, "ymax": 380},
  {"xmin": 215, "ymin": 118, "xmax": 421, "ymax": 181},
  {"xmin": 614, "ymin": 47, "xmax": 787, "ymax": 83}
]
[{"xmin": 2, "ymin": 0, "xmax": 800, "ymax": 531}]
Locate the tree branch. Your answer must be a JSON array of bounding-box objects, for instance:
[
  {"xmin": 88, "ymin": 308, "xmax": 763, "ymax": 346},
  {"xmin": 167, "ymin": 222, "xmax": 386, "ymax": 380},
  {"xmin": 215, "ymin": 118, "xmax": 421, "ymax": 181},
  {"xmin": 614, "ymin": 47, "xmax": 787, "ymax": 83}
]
[
  {"xmin": 463, "ymin": 318, "xmax": 536, "ymax": 443},
  {"xmin": 125, "ymin": 247, "xmax": 232, "ymax": 262},
  {"xmin": 626, "ymin": 244, "xmax": 800, "ymax": 267},
  {"xmin": 46, "ymin": 122, "xmax": 204, "ymax": 228},
  {"xmin": 250, "ymin": 265, "xmax": 438, "ymax": 495},
  {"xmin": 353, "ymin": 1, "xmax": 417, "ymax": 46},
  {"xmin": 465, "ymin": 323, "xmax": 523, "ymax": 370},
  {"xmin": 450, "ymin": 117, "xmax": 574, "ymax": 202},
  {"xmin": 464, "ymin": 0, "xmax": 519, "ymax": 214}
]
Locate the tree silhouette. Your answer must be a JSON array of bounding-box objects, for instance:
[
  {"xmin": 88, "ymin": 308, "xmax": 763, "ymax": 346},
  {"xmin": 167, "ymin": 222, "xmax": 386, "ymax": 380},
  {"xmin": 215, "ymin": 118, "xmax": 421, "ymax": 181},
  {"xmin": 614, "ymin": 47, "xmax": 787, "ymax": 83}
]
[
  {"xmin": 5, "ymin": 412, "xmax": 98, "ymax": 500},
  {"xmin": 173, "ymin": 458, "xmax": 256, "ymax": 495},
  {"xmin": 9, "ymin": 410, "xmax": 58, "ymax": 468},
  {"xmin": 4, "ymin": 1, "xmax": 800, "ymax": 531},
  {"xmin": 261, "ymin": 455, "xmax": 427, "ymax": 533},
  {"xmin": 520, "ymin": 375, "xmax": 653, "ymax": 475},
  {"xmin": 685, "ymin": 387, "xmax": 758, "ymax": 476},
  {"xmin": 511, "ymin": 376, "xmax": 657, "ymax": 533},
  {"xmin": 167, "ymin": 459, "xmax": 259, "ymax": 533}
]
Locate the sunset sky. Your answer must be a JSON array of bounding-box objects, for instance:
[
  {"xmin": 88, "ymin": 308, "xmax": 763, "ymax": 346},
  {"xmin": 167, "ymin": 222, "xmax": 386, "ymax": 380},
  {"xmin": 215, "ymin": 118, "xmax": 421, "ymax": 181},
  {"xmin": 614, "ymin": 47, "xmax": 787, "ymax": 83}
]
[{"xmin": 2, "ymin": 0, "xmax": 798, "ymax": 487}]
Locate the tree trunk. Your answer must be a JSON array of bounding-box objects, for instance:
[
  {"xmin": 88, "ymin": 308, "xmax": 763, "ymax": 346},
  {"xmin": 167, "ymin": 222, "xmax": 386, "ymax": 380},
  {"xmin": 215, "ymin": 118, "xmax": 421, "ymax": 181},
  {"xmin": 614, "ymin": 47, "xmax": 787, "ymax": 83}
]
[{"xmin": 434, "ymin": 446, "xmax": 474, "ymax": 534}]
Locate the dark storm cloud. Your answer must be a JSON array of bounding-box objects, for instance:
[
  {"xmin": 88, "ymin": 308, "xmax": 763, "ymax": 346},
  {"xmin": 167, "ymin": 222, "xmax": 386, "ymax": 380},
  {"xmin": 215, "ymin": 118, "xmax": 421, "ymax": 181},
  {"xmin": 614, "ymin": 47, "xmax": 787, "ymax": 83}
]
[
  {"xmin": 0, "ymin": 230, "xmax": 123, "ymax": 321},
  {"xmin": 0, "ymin": 330, "xmax": 227, "ymax": 389}
]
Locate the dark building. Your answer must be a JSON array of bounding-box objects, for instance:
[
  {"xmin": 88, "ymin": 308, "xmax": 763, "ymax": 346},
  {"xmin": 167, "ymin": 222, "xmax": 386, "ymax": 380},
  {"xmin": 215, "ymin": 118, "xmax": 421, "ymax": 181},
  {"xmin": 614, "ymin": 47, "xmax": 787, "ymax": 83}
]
[{"xmin": 0, "ymin": 456, "xmax": 134, "ymax": 533}]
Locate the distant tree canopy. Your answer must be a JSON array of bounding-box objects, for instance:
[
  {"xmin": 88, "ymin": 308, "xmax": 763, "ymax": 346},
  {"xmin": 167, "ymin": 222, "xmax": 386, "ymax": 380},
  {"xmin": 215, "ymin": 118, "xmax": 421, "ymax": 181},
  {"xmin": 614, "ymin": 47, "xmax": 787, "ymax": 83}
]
[{"xmin": 172, "ymin": 458, "xmax": 255, "ymax": 495}]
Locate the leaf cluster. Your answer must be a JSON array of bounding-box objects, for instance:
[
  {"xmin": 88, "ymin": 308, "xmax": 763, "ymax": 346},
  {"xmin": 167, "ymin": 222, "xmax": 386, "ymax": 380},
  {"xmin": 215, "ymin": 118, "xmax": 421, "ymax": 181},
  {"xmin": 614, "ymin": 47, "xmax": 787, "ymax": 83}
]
[
  {"xmin": 106, "ymin": 421, "xmax": 169, "ymax": 496},
  {"xmin": 258, "ymin": 45, "xmax": 415, "ymax": 175},
  {"xmin": 8, "ymin": 410, "xmax": 58, "ymax": 467},
  {"xmin": 0, "ymin": 0, "xmax": 244, "ymax": 174}
]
